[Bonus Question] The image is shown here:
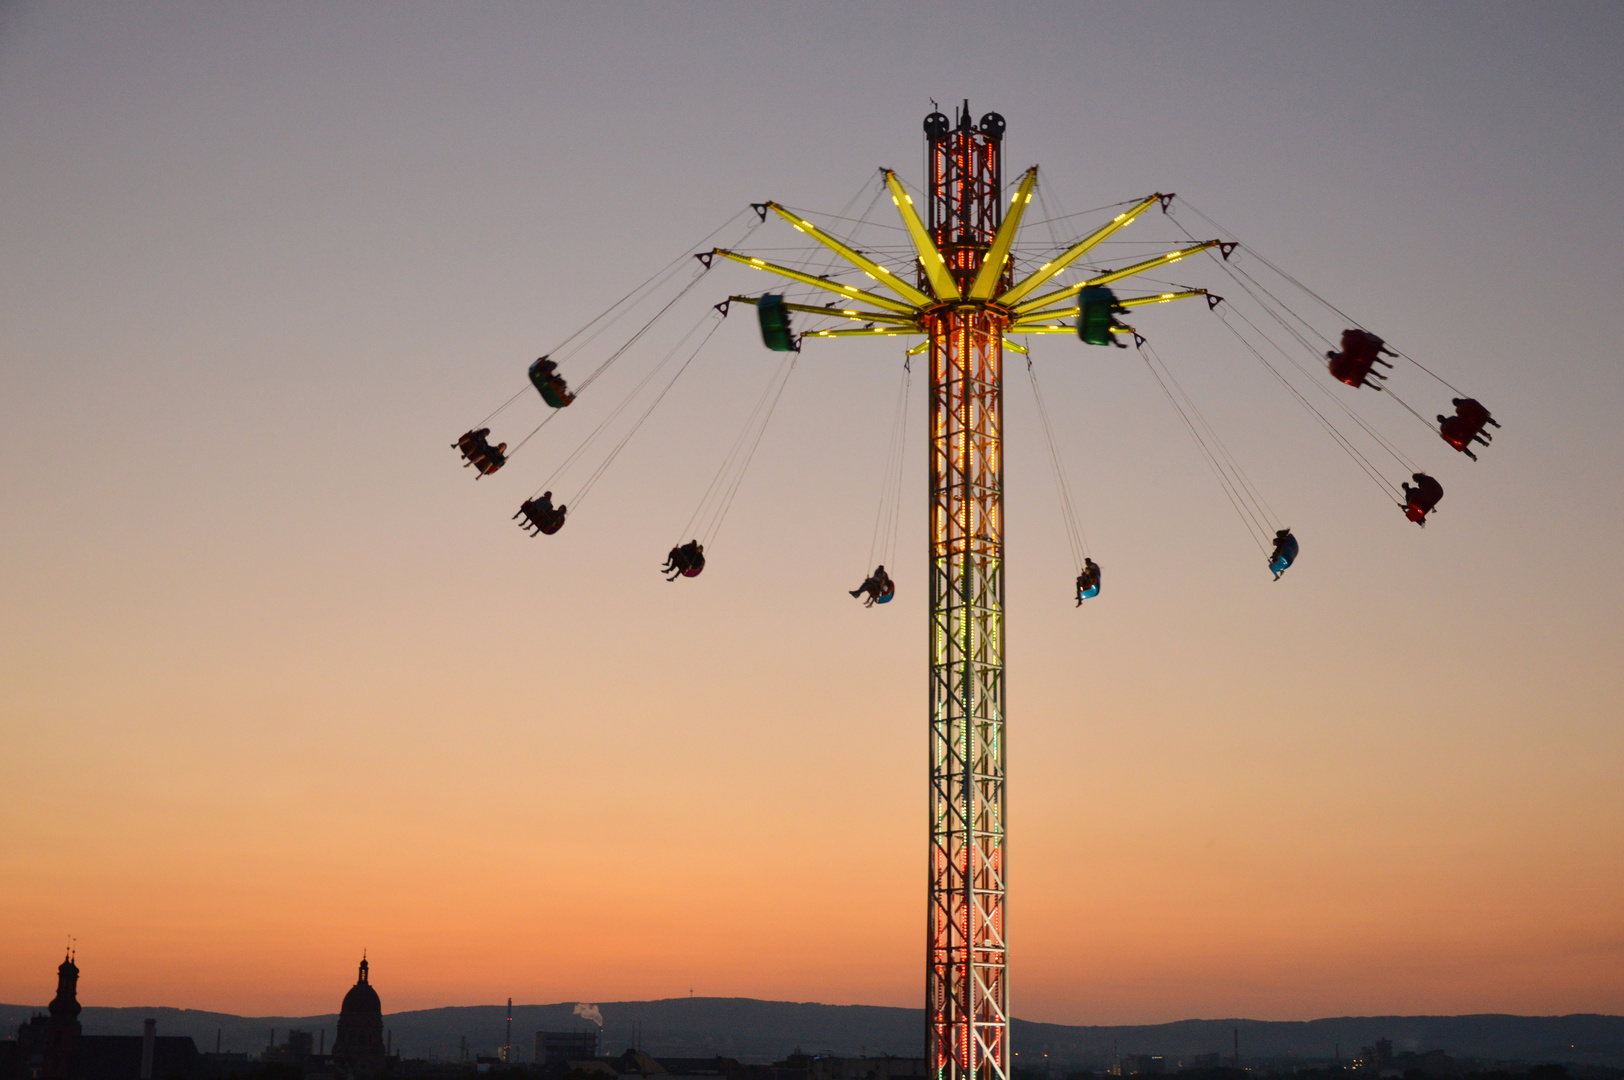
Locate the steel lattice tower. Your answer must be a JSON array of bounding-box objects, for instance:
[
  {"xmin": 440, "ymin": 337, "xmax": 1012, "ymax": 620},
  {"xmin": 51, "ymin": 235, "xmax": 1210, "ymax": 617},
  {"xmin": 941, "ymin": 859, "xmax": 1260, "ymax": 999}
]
[
  {"xmin": 710, "ymin": 102, "xmax": 1216, "ymax": 1080},
  {"xmin": 923, "ymin": 106, "xmax": 1010, "ymax": 1080}
]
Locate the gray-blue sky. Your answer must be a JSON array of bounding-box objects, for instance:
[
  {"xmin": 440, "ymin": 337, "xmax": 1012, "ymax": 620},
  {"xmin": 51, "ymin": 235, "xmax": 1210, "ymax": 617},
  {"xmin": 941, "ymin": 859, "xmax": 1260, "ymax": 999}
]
[{"xmin": 2, "ymin": 2, "xmax": 1622, "ymax": 1022}]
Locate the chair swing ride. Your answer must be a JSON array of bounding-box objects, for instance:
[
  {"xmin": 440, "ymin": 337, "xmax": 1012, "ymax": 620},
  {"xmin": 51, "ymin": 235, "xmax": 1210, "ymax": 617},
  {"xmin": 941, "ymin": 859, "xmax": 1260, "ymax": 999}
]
[
  {"xmin": 456, "ymin": 104, "xmax": 1496, "ymax": 590},
  {"xmin": 450, "ymin": 105, "xmax": 1497, "ymax": 1080}
]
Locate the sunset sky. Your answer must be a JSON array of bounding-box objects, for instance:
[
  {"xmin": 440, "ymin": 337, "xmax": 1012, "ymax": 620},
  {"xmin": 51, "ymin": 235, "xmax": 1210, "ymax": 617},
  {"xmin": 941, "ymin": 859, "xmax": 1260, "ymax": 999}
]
[{"xmin": 3, "ymin": 3, "xmax": 1622, "ymax": 1026}]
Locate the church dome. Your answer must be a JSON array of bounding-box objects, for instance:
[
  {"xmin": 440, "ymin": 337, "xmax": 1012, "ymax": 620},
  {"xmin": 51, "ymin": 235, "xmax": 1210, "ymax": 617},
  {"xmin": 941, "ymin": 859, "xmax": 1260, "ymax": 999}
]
[
  {"xmin": 333, "ymin": 955, "xmax": 386, "ymax": 1077},
  {"xmin": 340, "ymin": 974, "xmax": 381, "ymax": 1018}
]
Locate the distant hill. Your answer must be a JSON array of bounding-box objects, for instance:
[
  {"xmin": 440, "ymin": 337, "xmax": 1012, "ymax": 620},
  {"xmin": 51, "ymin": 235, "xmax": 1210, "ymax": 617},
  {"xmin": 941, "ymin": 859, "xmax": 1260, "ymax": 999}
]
[
  {"xmin": 4, "ymin": 999, "xmax": 1622, "ymax": 1069},
  {"xmin": 1011, "ymin": 1014, "xmax": 1624, "ymax": 1070}
]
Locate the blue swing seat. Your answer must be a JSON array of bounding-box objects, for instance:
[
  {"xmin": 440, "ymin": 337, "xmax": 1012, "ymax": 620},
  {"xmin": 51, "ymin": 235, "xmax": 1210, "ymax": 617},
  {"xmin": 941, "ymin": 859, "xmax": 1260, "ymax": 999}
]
[{"xmin": 1269, "ymin": 534, "xmax": 1299, "ymax": 578}]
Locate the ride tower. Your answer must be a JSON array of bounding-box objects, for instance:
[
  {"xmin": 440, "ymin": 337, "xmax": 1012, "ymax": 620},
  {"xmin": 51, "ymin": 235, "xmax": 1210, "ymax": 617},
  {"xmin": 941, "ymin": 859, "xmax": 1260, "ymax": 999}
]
[
  {"xmin": 705, "ymin": 100, "xmax": 1215, "ymax": 1080},
  {"xmin": 466, "ymin": 77, "xmax": 1476, "ymax": 1080},
  {"xmin": 922, "ymin": 104, "xmax": 1011, "ymax": 1080}
]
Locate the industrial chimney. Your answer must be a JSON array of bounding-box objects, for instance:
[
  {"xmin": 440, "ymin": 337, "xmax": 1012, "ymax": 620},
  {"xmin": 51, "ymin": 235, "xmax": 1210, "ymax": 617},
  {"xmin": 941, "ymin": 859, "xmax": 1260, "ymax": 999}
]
[{"xmin": 140, "ymin": 1019, "xmax": 156, "ymax": 1080}]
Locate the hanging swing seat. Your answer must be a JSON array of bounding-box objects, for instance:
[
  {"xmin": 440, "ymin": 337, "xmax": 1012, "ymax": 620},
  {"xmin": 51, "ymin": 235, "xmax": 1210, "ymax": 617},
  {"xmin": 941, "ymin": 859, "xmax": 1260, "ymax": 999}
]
[
  {"xmin": 852, "ymin": 567, "xmax": 895, "ymax": 606},
  {"xmin": 1075, "ymin": 560, "xmax": 1101, "ymax": 602},
  {"xmin": 1268, "ymin": 531, "xmax": 1299, "ymax": 579},
  {"xmin": 1325, "ymin": 329, "xmax": 1392, "ymax": 389},
  {"xmin": 516, "ymin": 496, "xmax": 567, "ymax": 536},
  {"xmin": 664, "ymin": 541, "xmax": 706, "ymax": 580},
  {"xmin": 1077, "ymin": 286, "xmax": 1124, "ymax": 347},
  {"xmin": 528, "ymin": 356, "xmax": 576, "ymax": 408},
  {"xmin": 1401, "ymin": 473, "xmax": 1443, "ymax": 526},
  {"xmin": 454, "ymin": 429, "xmax": 506, "ymax": 476},
  {"xmin": 1439, "ymin": 415, "xmax": 1483, "ymax": 455},
  {"xmin": 757, "ymin": 294, "xmax": 796, "ymax": 352},
  {"xmin": 1439, "ymin": 398, "xmax": 1495, "ymax": 459}
]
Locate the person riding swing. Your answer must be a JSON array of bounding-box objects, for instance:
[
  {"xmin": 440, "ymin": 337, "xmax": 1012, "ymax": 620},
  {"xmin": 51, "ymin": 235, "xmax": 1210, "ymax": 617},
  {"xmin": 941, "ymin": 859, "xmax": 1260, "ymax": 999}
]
[
  {"xmin": 662, "ymin": 540, "xmax": 705, "ymax": 581},
  {"xmin": 515, "ymin": 491, "xmax": 567, "ymax": 536},
  {"xmin": 1075, "ymin": 558, "xmax": 1102, "ymax": 604},
  {"xmin": 1400, "ymin": 473, "xmax": 1443, "ymax": 526},
  {"xmin": 528, "ymin": 355, "xmax": 576, "ymax": 409},
  {"xmin": 849, "ymin": 565, "xmax": 895, "ymax": 607},
  {"xmin": 1326, "ymin": 328, "xmax": 1396, "ymax": 389},
  {"xmin": 454, "ymin": 428, "xmax": 507, "ymax": 476},
  {"xmin": 1438, "ymin": 397, "xmax": 1498, "ymax": 460},
  {"xmin": 1269, "ymin": 527, "xmax": 1299, "ymax": 580}
]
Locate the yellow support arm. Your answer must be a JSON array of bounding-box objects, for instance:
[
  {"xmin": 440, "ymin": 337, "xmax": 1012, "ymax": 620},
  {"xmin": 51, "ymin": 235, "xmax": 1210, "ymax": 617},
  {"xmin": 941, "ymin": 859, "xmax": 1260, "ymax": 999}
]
[
  {"xmin": 1003, "ymin": 323, "xmax": 1137, "ymax": 337},
  {"xmin": 764, "ymin": 203, "xmax": 932, "ymax": 309},
  {"xmin": 906, "ymin": 340, "xmax": 930, "ymax": 356},
  {"xmin": 1002, "ymin": 338, "xmax": 1029, "ymax": 355},
  {"xmin": 709, "ymin": 249, "xmax": 918, "ymax": 316},
  {"xmin": 728, "ymin": 295, "xmax": 917, "ymax": 327},
  {"xmin": 882, "ymin": 169, "xmax": 959, "ymax": 301},
  {"xmin": 1010, "ymin": 289, "xmax": 1208, "ymax": 329},
  {"xmin": 968, "ymin": 167, "xmax": 1038, "ymax": 300},
  {"xmin": 1118, "ymin": 288, "xmax": 1208, "ymax": 309},
  {"xmin": 996, "ymin": 193, "xmax": 1164, "ymax": 307},
  {"xmin": 805, "ymin": 326, "xmax": 924, "ymax": 340},
  {"xmin": 1012, "ymin": 241, "xmax": 1218, "ymax": 316}
]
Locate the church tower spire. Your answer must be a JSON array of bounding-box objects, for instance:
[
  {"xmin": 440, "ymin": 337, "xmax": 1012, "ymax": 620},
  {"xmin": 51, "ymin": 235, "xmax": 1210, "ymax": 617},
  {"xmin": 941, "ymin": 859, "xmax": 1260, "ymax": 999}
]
[
  {"xmin": 42, "ymin": 951, "xmax": 83, "ymax": 1080},
  {"xmin": 47, "ymin": 952, "xmax": 81, "ymax": 1023}
]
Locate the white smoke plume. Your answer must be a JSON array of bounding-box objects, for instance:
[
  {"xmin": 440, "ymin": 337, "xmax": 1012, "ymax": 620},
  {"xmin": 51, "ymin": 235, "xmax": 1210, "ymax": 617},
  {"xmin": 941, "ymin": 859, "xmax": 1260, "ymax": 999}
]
[{"xmin": 573, "ymin": 1004, "xmax": 603, "ymax": 1027}]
